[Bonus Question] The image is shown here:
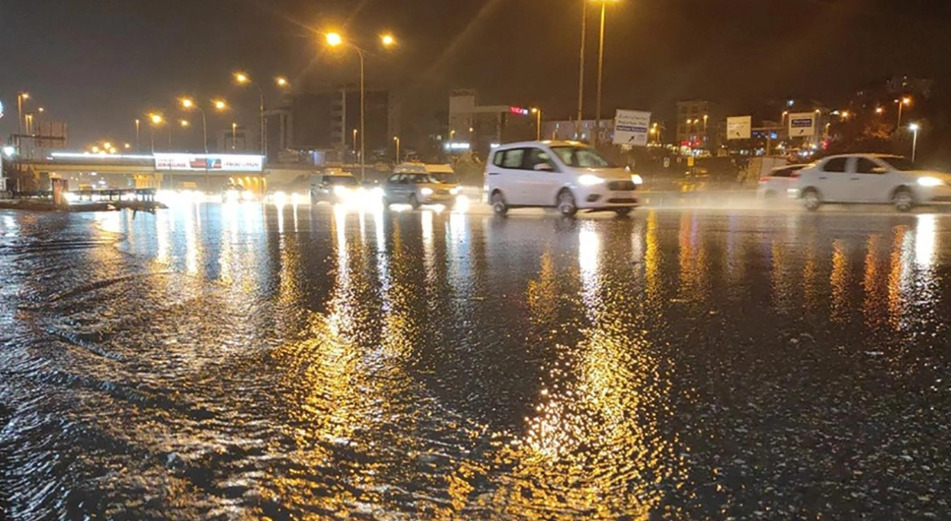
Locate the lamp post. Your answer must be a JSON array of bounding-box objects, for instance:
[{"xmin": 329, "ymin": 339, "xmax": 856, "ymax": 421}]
[
  {"xmin": 531, "ymin": 107, "xmax": 542, "ymax": 140},
  {"xmin": 909, "ymin": 122, "xmax": 920, "ymax": 163},
  {"xmin": 180, "ymin": 97, "xmax": 210, "ymax": 154},
  {"xmin": 148, "ymin": 113, "xmax": 164, "ymax": 153},
  {"xmin": 592, "ymin": 0, "xmax": 618, "ymax": 148},
  {"xmin": 326, "ymin": 31, "xmax": 396, "ymax": 182},
  {"xmin": 233, "ymin": 72, "xmax": 266, "ymax": 158},
  {"xmin": 393, "ymin": 136, "xmax": 400, "ymax": 163},
  {"xmin": 576, "ymin": 0, "xmax": 587, "ymax": 138},
  {"xmin": 896, "ymin": 97, "xmax": 911, "ymax": 131},
  {"xmin": 16, "ymin": 92, "xmax": 29, "ymax": 153},
  {"xmin": 232, "ymin": 122, "xmax": 237, "ymax": 151},
  {"xmin": 135, "ymin": 118, "xmax": 141, "ymax": 153}
]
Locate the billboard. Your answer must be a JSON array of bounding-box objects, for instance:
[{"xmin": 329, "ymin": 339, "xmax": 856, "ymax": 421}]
[
  {"xmin": 788, "ymin": 112, "xmax": 816, "ymax": 137},
  {"xmin": 154, "ymin": 153, "xmax": 263, "ymax": 172},
  {"xmin": 613, "ymin": 110, "xmax": 651, "ymax": 146},
  {"xmin": 727, "ymin": 116, "xmax": 752, "ymax": 140}
]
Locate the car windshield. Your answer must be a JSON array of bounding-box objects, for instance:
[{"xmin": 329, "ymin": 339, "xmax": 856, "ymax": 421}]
[
  {"xmin": 429, "ymin": 173, "xmax": 457, "ymax": 184},
  {"xmin": 877, "ymin": 156, "xmax": 917, "ymax": 172},
  {"xmin": 325, "ymin": 176, "xmax": 358, "ymax": 185},
  {"xmin": 550, "ymin": 146, "xmax": 616, "ymax": 168}
]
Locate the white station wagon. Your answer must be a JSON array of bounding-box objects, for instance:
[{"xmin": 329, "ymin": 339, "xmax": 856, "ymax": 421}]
[
  {"xmin": 483, "ymin": 141, "xmax": 641, "ymax": 217},
  {"xmin": 793, "ymin": 154, "xmax": 951, "ymax": 212}
]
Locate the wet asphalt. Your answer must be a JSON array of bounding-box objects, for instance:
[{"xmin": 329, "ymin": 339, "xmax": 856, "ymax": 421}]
[{"xmin": 0, "ymin": 202, "xmax": 950, "ymax": 520}]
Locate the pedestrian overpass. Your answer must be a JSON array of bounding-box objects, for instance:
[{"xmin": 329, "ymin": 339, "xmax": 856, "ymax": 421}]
[{"xmin": 19, "ymin": 152, "xmax": 270, "ymax": 192}]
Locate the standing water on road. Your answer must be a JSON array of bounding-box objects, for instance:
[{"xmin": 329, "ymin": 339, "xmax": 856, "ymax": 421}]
[{"xmin": 1, "ymin": 204, "xmax": 950, "ymax": 520}]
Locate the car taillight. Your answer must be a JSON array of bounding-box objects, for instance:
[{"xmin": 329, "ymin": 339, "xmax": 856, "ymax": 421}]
[
  {"xmin": 760, "ymin": 177, "xmax": 770, "ymax": 182},
  {"xmin": 790, "ymin": 172, "xmax": 800, "ymax": 178}
]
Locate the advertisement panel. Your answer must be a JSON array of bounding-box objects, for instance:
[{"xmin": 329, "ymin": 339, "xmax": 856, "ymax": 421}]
[
  {"xmin": 788, "ymin": 112, "xmax": 816, "ymax": 137},
  {"xmin": 154, "ymin": 153, "xmax": 264, "ymax": 172},
  {"xmin": 726, "ymin": 116, "xmax": 752, "ymax": 140},
  {"xmin": 613, "ymin": 110, "xmax": 651, "ymax": 146}
]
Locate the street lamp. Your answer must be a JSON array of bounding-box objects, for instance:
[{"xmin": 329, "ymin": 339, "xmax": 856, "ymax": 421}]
[
  {"xmin": 576, "ymin": 0, "xmax": 588, "ymax": 137},
  {"xmin": 232, "ymin": 122, "xmax": 238, "ymax": 151},
  {"xmin": 276, "ymin": 76, "xmax": 290, "ymax": 88},
  {"xmin": 875, "ymin": 106, "xmax": 884, "ymax": 115},
  {"xmin": 531, "ymin": 107, "xmax": 542, "ymax": 140},
  {"xmin": 16, "ymin": 92, "xmax": 29, "ymax": 153},
  {"xmin": 180, "ymin": 119, "xmax": 190, "ymax": 128},
  {"xmin": 233, "ymin": 71, "xmax": 268, "ymax": 158},
  {"xmin": 134, "ymin": 118, "xmax": 141, "ymax": 152},
  {"xmin": 909, "ymin": 122, "xmax": 920, "ymax": 163},
  {"xmin": 393, "ymin": 136, "xmax": 400, "ymax": 163},
  {"xmin": 325, "ymin": 30, "xmax": 397, "ymax": 181},
  {"xmin": 896, "ymin": 97, "xmax": 912, "ymax": 130},
  {"xmin": 148, "ymin": 113, "xmax": 165, "ymax": 153},
  {"xmin": 592, "ymin": 0, "xmax": 619, "ymax": 148}
]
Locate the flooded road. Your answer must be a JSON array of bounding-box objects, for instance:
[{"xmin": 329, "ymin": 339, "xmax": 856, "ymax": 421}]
[{"xmin": 1, "ymin": 203, "xmax": 950, "ymax": 520}]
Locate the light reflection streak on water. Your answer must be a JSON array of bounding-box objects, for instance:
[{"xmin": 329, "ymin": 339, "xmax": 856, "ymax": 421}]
[
  {"xmin": 155, "ymin": 207, "xmax": 170, "ymax": 265},
  {"xmin": 803, "ymin": 238, "xmax": 819, "ymax": 314},
  {"xmin": 771, "ymin": 239, "xmax": 791, "ymax": 314},
  {"xmin": 183, "ymin": 203, "xmax": 199, "ymax": 275},
  {"xmin": 500, "ymin": 219, "xmax": 672, "ymax": 519},
  {"xmin": 830, "ymin": 240, "xmax": 850, "ymax": 323},
  {"xmin": 915, "ymin": 214, "xmax": 937, "ymax": 268},
  {"xmin": 422, "ymin": 210, "xmax": 436, "ymax": 285},
  {"xmin": 863, "ymin": 235, "xmax": 886, "ymax": 329},
  {"xmin": 275, "ymin": 202, "xmax": 285, "ymax": 234},
  {"xmin": 644, "ymin": 211, "xmax": 661, "ymax": 301},
  {"xmin": 888, "ymin": 226, "xmax": 911, "ymax": 330}
]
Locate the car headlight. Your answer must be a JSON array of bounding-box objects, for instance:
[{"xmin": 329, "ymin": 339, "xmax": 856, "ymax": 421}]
[
  {"xmin": 333, "ymin": 185, "xmax": 350, "ymax": 196},
  {"xmin": 421, "ymin": 187, "xmax": 434, "ymax": 196},
  {"xmin": 450, "ymin": 186, "xmax": 461, "ymax": 195},
  {"xmin": 630, "ymin": 174, "xmax": 644, "ymax": 185},
  {"xmin": 578, "ymin": 174, "xmax": 605, "ymax": 186},
  {"xmin": 241, "ymin": 191, "xmax": 254, "ymax": 201},
  {"xmin": 917, "ymin": 176, "xmax": 943, "ymax": 187},
  {"xmin": 273, "ymin": 191, "xmax": 288, "ymax": 206},
  {"xmin": 225, "ymin": 190, "xmax": 239, "ymax": 202}
]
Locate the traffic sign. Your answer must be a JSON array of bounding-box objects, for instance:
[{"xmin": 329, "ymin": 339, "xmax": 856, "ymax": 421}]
[{"xmin": 613, "ymin": 110, "xmax": 651, "ymax": 146}]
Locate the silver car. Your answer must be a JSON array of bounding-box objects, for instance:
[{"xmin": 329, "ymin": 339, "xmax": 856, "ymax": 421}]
[
  {"xmin": 793, "ymin": 154, "xmax": 951, "ymax": 212},
  {"xmin": 382, "ymin": 173, "xmax": 461, "ymax": 209}
]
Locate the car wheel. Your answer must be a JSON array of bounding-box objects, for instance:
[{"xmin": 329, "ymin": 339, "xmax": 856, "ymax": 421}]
[
  {"xmin": 614, "ymin": 207, "xmax": 633, "ymax": 217},
  {"xmin": 802, "ymin": 189, "xmax": 821, "ymax": 212},
  {"xmin": 557, "ymin": 189, "xmax": 578, "ymax": 218},
  {"xmin": 409, "ymin": 194, "xmax": 421, "ymax": 209},
  {"xmin": 893, "ymin": 188, "xmax": 915, "ymax": 212},
  {"xmin": 491, "ymin": 191, "xmax": 508, "ymax": 216}
]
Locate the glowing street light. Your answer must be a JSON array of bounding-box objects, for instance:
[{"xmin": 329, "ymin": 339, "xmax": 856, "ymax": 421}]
[
  {"xmin": 393, "ymin": 136, "xmax": 401, "ymax": 163},
  {"xmin": 909, "ymin": 122, "xmax": 920, "ymax": 163},
  {"xmin": 325, "ymin": 32, "xmax": 343, "ymax": 47},
  {"xmin": 531, "ymin": 107, "xmax": 542, "ymax": 140},
  {"xmin": 896, "ymin": 97, "xmax": 912, "ymax": 130},
  {"xmin": 214, "ymin": 99, "xmax": 228, "ymax": 111},
  {"xmin": 180, "ymin": 119, "xmax": 190, "ymax": 128},
  {"xmin": 149, "ymin": 113, "xmax": 164, "ymax": 126},
  {"xmin": 276, "ymin": 76, "xmax": 290, "ymax": 88},
  {"xmin": 875, "ymin": 106, "xmax": 884, "ymax": 115},
  {"xmin": 232, "ymin": 72, "xmax": 273, "ymax": 157},
  {"xmin": 16, "ymin": 92, "xmax": 30, "ymax": 151}
]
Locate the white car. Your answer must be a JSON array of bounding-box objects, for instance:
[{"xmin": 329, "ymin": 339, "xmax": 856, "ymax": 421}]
[
  {"xmin": 757, "ymin": 164, "xmax": 806, "ymax": 199},
  {"xmin": 793, "ymin": 154, "xmax": 951, "ymax": 212},
  {"xmin": 484, "ymin": 141, "xmax": 641, "ymax": 217}
]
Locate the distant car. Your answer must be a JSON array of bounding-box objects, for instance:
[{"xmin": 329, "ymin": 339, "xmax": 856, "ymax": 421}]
[
  {"xmin": 484, "ymin": 140, "xmax": 641, "ymax": 217},
  {"xmin": 311, "ymin": 173, "xmax": 359, "ymax": 204},
  {"xmin": 222, "ymin": 184, "xmax": 256, "ymax": 203},
  {"xmin": 757, "ymin": 164, "xmax": 807, "ymax": 199},
  {"xmin": 382, "ymin": 171, "xmax": 462, "ymax": 209},
  {"xmin": 793, "ymin": 154, "xmax": 951, "ymax": 212}
]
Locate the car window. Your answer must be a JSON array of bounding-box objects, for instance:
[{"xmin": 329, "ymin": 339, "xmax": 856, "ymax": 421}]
[
  {"xmin": 855, "ymin": 158, "xmax": 881, "ymax": 174},
  {"xmin": 550, "ymin": 146, "xmax": 615, "ymax": 168},
  {"xmin": 325, "ymin": 176, "xmax": 357, "ymax": 185},
  {"xmin": 387, "ymin": 174, "xmax": 401, "ymax": 183},
  {"xmin": 492, "ymin": 151, "xmax": 504, "ymax": 167},
  {"xmin": 822, "ymin": 158, "xmax": 849, "ymax": 173},
  {"xmin": 878, "ymin": 156, "xmax": 916, "ymax": 172},
  {"xmin": 501, "ymin": 149, "xmax": 526, "ymax": 169},
  {"xmin": 525, "ymin": 148, "xmax": 557, "ymax": 172}
]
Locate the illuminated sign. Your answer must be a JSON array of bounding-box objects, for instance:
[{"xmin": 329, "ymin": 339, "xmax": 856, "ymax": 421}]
[
  {"xmin": 154, "ymin": 153, "xmax": 263, "ymax": 172},
  {"xmin": 788, "ymin": 113, "xmax": 816, "ymax": 137},
  {"xmin": 509, "ymin": 106, "xmax": 530, "ymax": 116},
  {"xmin": 727, "ymin": 116, "xmax": 752, "ymax": 140}
]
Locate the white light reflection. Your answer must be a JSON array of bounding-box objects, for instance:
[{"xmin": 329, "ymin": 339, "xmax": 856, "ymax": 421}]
[
  {"xmin": 915, "ymin": 214, "xmax": 937, "ymax": 268},
  {"xmin": 155, "ymin": 208, "xmax": 170, "ymax": 265},
  {"xmin": 422, "ymin": 210, "xmax": 436, "ymax": 282},
  {"xmin": 579, "ymin": 222, "xmax": 601, "ymax": 309},
  {"xmin": 183, "ymin": 203, "xmax": 199, "ymax": 275}
]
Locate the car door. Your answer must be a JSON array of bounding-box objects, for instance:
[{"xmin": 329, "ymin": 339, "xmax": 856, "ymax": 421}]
[
  {"xmin": 815, "ymin": 157, "xmax": 850, "ymax": 202},
  {"xmin": 385, "ymin": 174, "xmax": 405, "ymax": 200},
  {"xmin": 521, "ymin": 147, "xmax": 561, "ymax": 206},
  {"xmin": 850, "ymin": 156, "xmax": 895, "ymax": 203},
  {"xmin": 497, "ymin": 148, "xmax": 529, "ymax": 205}
]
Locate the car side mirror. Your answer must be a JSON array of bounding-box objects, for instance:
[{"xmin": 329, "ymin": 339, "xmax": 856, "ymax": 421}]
[{"xmin": 534, "ymin": 163, "xmax": 553, "ymax": 172}]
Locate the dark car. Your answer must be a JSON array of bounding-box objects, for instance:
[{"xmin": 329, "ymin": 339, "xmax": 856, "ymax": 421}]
[{"xmin": 310, "ymin": 173, "xmax": 360, "ymax": 204}]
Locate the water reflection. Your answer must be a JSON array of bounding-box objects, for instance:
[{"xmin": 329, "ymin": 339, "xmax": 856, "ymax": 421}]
[{"xmin": 4, "ymin": 207, "xmax": 951, "ymax": 519}]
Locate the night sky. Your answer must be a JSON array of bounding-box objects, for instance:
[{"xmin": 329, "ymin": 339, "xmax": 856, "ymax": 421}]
[{"xmin": 2, "ymin": 0, "xmax": 950, "ymax": 148}]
